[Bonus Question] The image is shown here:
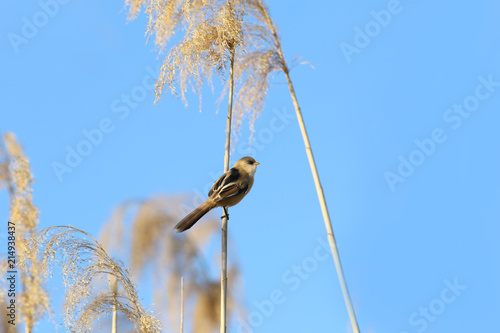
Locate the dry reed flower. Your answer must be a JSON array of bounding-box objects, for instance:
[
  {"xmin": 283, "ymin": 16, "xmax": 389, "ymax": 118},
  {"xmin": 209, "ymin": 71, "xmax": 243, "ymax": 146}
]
[
  {"xmin": 124, "ymin": 0, "xmax": 244, "ymax": 107},
  {"xmin": 124, "ymin": 0, "xmax": 144, "ymax": 20},
  {"xmin": 98, "ymin": 201, "xmax": 129, "ymax": 257},
  {"xmin": 99, "ymin": 195, "xmax": 244, "ymax": 331},
  {"xmin": 0, "ymin": 159, "xmax": 8, "ymax": 192},
  {"xmin": 191, "ymin": 266, "xmax": 242, "ymax": 333},
  {"xmin": 125, "ymin": 0, "xmax": 209, "ymax": 52},
  {"xmin": 123, "ymin": 0, "xmax": 308, "ymax": 144},
  {"xmin": 155, "ymin": 1, "xmax": 244, "ymax": 107},
  {"xmin": 3, "ymin": 132, "xmax": 51, "ymax": 332},
  {"xmin": 32, "ymin": 226, "xmax": 162, "ymax": 332},
  {"xmin": 4, "ymin": 133, "xmax": 38, "ymax": 236},
  {"xmin": 192, "ymin": 281, "xmax": 219, "ymax": 333},
  {"xmin": 226, "ymin": 0, "xmax": 303, "ymax": 142}
]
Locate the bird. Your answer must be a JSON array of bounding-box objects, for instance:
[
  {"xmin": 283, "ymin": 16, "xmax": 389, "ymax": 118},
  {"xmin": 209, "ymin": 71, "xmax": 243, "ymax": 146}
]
[{"xmin": 174, "ymin": 156, "xmax": 260, "ymax": 233}]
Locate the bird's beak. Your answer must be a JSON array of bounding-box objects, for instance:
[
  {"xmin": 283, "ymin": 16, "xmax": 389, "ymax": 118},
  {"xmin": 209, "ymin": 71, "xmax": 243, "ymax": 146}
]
[{"xmin": 254, "ymin": 162, "xmax": 260, "ymax": 165}]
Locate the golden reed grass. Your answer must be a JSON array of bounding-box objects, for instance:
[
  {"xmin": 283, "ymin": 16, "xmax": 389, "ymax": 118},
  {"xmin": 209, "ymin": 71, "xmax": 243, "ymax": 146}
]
[
  {"xmin": 2, "ymin": 132, "xmax": 50, "ymax": 333},
  {"xmin": 32, "ymin": 226, "xmax": 162, "ymax": 332},
  {"xmin": 2, "ymin": 134, "xmax": 162, "ymax": 332}
]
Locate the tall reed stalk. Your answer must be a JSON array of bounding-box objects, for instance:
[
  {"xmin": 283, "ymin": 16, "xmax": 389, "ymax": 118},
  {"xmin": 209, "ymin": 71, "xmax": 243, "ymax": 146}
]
[
  {"xmin": 220, "ymin": 46, "xmax": 235, "ymax": 333},
  {"xmin": 109, "ymin": 275, "xmax": 118, "ymax": 333},
  {"xmin": 228, "ymin": 1, "xmax": 361, "ymax": 331},
  {"xmin": 111, "ymin": 303, "xmax": 117, "ymax": 333},
  {"xmin": 284, "ymin": 67, "xmax": 360, "ymax": 333},
  {"xmin": 263, "ymin": 9, "xmax": 360, "ymax": 333}
]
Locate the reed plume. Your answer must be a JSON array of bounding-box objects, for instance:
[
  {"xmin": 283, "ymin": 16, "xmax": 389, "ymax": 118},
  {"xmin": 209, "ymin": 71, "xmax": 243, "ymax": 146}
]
[
  {"xmin": 2, "ymin": 132, "xmax": 51, "ymax": 333},
  {"xmin": 30, "ymin": 226, "xmax": 162, "ymax": 332},
  {"xmin": 125, "ymin": 0, "xmax": 244, "ymax": 106}
]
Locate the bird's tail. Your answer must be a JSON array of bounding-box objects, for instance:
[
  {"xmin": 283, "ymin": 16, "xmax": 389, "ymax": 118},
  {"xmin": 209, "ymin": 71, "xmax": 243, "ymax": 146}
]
[{"xmin": 174, "ymin": 201, "xmax": 214, "ymax": 233}]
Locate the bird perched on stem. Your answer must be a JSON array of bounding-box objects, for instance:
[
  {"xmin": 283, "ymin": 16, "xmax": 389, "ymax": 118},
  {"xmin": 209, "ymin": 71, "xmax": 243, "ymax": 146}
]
[{"xmin": 174, "ymin": 156, "xmax": 260, "ymax": 233}]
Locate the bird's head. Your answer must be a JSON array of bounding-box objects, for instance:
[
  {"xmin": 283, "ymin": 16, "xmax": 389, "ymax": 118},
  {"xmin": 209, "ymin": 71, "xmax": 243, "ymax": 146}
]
[{"xmin": 235, "ymin": 156, "xmax": 260, "ymax": 176}]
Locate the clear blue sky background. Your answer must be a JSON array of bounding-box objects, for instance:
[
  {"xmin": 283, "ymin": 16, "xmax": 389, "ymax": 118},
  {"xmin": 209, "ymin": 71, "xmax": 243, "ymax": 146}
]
[{"xmin": 2, "ymin": 0, "xmax": 500, "ymax": 332}]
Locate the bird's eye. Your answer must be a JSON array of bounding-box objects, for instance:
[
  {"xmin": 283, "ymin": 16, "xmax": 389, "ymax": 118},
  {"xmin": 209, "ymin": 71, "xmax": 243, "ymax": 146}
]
[{"xmin": 246, "ymin": 160, "xmax": 253, "ymax": 164}]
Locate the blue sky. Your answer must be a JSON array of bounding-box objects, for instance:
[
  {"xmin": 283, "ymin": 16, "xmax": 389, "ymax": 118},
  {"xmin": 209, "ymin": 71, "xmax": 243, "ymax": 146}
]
[{"xmin": 2, "ymin": 0, "xmax": 500, "ymax": 332}]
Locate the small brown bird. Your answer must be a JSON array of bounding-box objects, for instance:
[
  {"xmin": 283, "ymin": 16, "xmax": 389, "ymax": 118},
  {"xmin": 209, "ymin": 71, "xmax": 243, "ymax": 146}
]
[{"xmin": 174, "ymin": 156, "xmax": 260, "ymax": 233}]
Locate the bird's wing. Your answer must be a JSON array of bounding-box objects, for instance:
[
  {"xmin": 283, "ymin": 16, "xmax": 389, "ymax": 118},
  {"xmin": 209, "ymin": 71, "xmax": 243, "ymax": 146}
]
[{"xmin": 209, "ymin": 168, "xmax": 248, "ymax": 203}]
